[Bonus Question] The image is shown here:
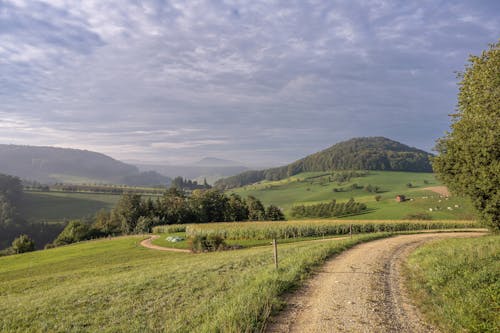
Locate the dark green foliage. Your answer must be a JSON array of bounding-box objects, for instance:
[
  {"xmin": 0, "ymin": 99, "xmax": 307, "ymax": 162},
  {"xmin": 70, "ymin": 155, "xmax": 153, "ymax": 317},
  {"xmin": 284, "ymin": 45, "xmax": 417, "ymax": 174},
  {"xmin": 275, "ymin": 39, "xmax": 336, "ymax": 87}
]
[
  {"xmin": 266, "ymin": 205, "xmax": 285, "ymax": 221},
  {"xmin": 406, "ymin": 212, "xmax": 432, "ymax": 220},
  {"xmin": 190, "ymin": 189, "xmax": 228, "ymax": 222},
  {"xmin": 433, "ymin": 41, "xmax": 500, "ymax": 230},
  {"xmin": 113, "ymin": 194, "xmax": 145, "ymax": 234},
  {"xmin": 215, "ymin": 137, "xmax": 433, "ymax": 189},
  {"xmin": 11, "ymin": 234, "xmax": 35, "ymax": 254},
  {"xmin": 0, "ymin": 173, "xmax": 64, "ymax": 251},
  {"xmin": 226, "ymin": 194, "xmax": 249, "ymax": 221},
  {"xmin": 247, "ymin": 196, "xmax": 266, "ymax": 221},
  {"xmin": 374, "ymin": 195, "xmax": 382, "ymax": 202},
  {"xmin": 189, "ymin": 234, "xmax": 227, "ymax": 252},
  {"xmin": 171, "ymin": 176, "xmax": 210, "ymax": 190},
  {"xmin": 0, "ymin": 174, "xmax": 23, "ymax": 205},
  {"xmin": 53, "ymin": 220, "xmax": 97, "ymax": 246},
  {"xmin": 290, "ymin": 198, "xmax": 367, "ymax": 218},
  {"xmin": 365, "ymin": 184, "xmax": 381, "ymax": 193}
]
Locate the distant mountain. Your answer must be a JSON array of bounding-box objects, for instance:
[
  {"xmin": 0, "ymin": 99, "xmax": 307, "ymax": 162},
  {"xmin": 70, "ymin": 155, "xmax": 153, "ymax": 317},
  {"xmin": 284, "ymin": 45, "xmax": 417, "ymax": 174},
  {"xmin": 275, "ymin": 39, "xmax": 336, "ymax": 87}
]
[
  {"xmin": 215, "ymin": 137, "xmax": 433, "ymax": 189},
  {"xmin": 195, "ymin": 157, "xmax": 243, "ymax": 167},
  {"xmin": 136, "ymin": 162, "xmax": 249, "ymax": 185},
  {"xmin": 0, "ymin": 144, "xmax": 170, "ymax": 186}
]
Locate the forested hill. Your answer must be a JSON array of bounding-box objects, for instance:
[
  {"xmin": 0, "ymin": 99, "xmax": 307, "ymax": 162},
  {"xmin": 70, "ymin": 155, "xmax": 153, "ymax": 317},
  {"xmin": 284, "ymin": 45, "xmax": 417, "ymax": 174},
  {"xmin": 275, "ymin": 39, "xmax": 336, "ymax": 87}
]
[
  {"xmin": 0, "ymin": 144, "xmax": 169, "ymax": 186},
  {"xmin": 215, "ymin": 137, "xmax": 433, "ymax": 189}
]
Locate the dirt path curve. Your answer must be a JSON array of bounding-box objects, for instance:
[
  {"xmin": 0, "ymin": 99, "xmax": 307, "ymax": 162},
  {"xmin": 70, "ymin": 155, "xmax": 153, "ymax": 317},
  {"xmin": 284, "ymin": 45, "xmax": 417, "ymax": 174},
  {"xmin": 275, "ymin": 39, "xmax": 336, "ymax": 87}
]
[
  {"xmin": 265, "ymin": 231, "xmax": 486, "ymax": 333},
  {"xmin": 140, "ymin": 235, "xmax": 191, "ymax": 253}
]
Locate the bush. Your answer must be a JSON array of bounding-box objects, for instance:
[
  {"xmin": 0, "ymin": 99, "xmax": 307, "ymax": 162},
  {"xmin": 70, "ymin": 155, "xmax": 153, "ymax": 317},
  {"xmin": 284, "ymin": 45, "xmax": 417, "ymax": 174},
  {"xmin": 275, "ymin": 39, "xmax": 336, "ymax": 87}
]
[
  {"xmin": 405, "ymin": 212, "xmax": 432, "ymax": 220},
  {"xmin": 374, "ymin": 195, "xmax": 382, "ymax": 202},
  {"xmin": 53, "ymin": 220, "xmax": 98, "ymax": 246},
  {"xmin": 11, "ymin": 234, "xmax": 35, "ymax": 254},
  {"xmin": 189, "ymin": 234, "xmax": 227, "ymax": 252}
]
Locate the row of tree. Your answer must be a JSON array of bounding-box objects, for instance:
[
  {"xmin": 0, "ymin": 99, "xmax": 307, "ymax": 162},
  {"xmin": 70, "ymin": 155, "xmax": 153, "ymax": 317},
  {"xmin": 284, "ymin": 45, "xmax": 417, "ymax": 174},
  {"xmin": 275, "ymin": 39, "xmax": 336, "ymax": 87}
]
[
  {"xmin": 290, "ymin": 198, "xmax": 367, "ymax": 218},
  {"xmin": 50, "ymin": 189, "xmax": 285, "ymax": 247}
]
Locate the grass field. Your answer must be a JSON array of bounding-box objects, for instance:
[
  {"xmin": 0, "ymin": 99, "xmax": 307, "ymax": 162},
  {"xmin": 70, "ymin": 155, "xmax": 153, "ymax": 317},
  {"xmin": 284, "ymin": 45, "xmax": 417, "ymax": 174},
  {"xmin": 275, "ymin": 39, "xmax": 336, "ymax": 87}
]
[
  {"xmin": 230, "ymin": 171, "xmax": 476, "ymax": 220},
  {"xmin": 404, "ymin": 235, "xmax": 499, "ymax": 332},
  {"xmin": 21, "ymin": 191, "xmax": 121, "ymax": 222},
  {"xmin": 0, "ymin": 232, "xmax": 392, "ymax": 332}
]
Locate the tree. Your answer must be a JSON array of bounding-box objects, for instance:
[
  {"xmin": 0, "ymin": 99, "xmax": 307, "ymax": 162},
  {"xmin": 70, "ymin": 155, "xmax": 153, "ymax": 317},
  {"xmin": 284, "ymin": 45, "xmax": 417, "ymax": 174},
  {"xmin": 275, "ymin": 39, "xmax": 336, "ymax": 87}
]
[
  {"xmin": 246, "ymin": 196, "xmax": 266, "ymax": 221},
  {"xmin": 53, "ymin": 220, "xmax": 93, "ymax": 246},
  {"xmin": 225, "ymin": 194, "xmax": 248, "ymax": 221},
  {"xmin": 11, "ymin": 234, "xmax": 35, "ymax": 254},
  {"xmin": 433, "ymin": 41, "xmax": 500, "ymax": 230},
  {"xmin": 113, "ymin": 194, "xmax": 144, "ymax": 234},
  {"xmin": 266, "ymin": 205, "xmax": 285, "ymax": 221}
]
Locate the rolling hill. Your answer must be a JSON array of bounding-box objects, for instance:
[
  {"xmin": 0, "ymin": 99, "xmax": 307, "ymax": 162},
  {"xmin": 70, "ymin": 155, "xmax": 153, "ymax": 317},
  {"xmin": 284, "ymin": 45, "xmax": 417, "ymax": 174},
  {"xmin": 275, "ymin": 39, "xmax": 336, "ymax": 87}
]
[
  {"xmin": 0, "ymin": 144, "xmax": 170, "ymax": 186},
  {"xmin": 215, "ymin": 137, "xmax": 433, "ymax": 189}
]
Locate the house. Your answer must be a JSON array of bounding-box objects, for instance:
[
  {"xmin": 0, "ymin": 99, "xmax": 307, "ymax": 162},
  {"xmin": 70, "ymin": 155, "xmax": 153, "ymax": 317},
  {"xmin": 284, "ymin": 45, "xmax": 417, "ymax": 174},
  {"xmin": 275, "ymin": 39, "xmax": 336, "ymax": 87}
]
[{"xmin": 395, "ymin": 195, "xmax": 406, "ymax": 202}]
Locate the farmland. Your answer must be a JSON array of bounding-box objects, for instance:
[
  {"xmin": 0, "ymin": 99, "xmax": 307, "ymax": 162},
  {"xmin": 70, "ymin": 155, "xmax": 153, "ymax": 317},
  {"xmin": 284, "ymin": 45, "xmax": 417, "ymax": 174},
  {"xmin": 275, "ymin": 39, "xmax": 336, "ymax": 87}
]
[
  {"xmin": 21, "ymin": 191, "xmax": 121, "ymax": 223},
  {"xmin": 230, "ymin": 171, "xmax": 476, "ymax": 220}
]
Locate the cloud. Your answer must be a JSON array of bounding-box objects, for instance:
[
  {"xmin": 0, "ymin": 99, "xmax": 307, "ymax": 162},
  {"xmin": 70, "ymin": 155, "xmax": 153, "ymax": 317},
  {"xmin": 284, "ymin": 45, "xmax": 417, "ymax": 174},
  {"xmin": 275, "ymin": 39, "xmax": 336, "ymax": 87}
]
[{"xmin": 0, "ymin": 0, "xmax": 498, "ymax": 165}]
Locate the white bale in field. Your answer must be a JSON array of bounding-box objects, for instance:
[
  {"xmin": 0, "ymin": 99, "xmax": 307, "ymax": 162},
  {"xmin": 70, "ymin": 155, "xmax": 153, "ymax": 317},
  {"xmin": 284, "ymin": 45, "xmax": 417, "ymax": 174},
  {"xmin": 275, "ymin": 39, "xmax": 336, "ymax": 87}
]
[{"xmin": 429, "ymin": 208, "xmax": 433, "ymax": 212}]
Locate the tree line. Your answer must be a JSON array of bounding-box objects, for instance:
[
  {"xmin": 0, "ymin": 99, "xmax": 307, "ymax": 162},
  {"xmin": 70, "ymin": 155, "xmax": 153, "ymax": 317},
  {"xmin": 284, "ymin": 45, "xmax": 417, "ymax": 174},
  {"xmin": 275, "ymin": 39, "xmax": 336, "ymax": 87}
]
[
  {"xmin": 290, "ymin": 198, "xmax": 367, "ymax": 218},
  {"xmin": 49, "ymin": 189, "xmax": 285, "ymax": 247}
]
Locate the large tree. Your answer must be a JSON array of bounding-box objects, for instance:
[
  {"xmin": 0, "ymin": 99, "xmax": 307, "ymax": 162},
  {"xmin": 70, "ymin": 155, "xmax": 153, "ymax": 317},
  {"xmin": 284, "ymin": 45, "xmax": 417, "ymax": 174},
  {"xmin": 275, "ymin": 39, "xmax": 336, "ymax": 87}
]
[{"xmin": 433, "ymin": 41, "xmax": 500, "ymax": 230}]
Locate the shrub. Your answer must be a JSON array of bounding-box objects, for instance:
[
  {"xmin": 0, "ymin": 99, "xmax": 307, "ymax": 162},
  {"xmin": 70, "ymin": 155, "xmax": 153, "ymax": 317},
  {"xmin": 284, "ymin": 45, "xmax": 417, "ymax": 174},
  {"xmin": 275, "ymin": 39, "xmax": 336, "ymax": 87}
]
[
  {"xmin": 406, "ymin": 212, "xmax": 432, "ymax": 220},
  {"xmin": 374, "ymin": 195, "xmax": 382, "ymax": 202},
  {"xmin": 189, "ymin": 234, "xmax": 227, "ymax": 252},
  {"xmin": 11, "ymin": 234, "xmax": 35, "ymax": 254}
]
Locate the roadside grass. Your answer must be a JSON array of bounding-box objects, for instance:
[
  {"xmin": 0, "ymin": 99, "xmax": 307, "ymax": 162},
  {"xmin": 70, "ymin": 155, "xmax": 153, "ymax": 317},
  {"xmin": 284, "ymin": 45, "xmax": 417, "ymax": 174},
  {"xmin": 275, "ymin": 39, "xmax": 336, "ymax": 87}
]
[
  {"xmin": 404, "ymin": 235, "xmax": 499, "ymax": 333},
  {"xmin": 0, "ymin": 233, "xmax": 392, "ymax": 332},
  {"xmin": 230, "ymin": 171, "xmax": 475, "ymax": 220}
]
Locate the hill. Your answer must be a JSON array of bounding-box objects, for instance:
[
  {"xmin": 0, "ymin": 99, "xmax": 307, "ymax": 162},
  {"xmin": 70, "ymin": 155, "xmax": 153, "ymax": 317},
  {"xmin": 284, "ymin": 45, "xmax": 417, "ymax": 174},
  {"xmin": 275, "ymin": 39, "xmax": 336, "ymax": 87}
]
[
  {"xmin": 136, "ymin": 163, "xmax": 248, "ymax": 185},
  {"xmin": 195, "ymin": 157, "xmax": 243, "ymax": 167},
  {"xmin": 215, "ymin": 137, "xmax": 433, "ymax": 189},
  {"xmin": 0, "ymin": 144, "xmax": 170, "ymax": 186},
  {"xmin": 230, "ymin": 170, "xmax": 476, "ymax": 220}
]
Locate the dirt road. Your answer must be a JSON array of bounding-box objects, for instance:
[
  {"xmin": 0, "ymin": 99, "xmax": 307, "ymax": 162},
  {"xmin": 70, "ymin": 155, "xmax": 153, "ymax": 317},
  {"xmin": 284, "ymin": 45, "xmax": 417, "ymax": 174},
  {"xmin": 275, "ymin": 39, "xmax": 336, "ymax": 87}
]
[
  {"xmin": 140, "ymin": 235, "xmax": 191, "ymax": 253},
  {"xmin": 423, "ymin": 186, "xmax": 450, "ymax": 196},
  {"xmin": 265, "ymin": 232, "xmax": 486, "ymax": 333}
]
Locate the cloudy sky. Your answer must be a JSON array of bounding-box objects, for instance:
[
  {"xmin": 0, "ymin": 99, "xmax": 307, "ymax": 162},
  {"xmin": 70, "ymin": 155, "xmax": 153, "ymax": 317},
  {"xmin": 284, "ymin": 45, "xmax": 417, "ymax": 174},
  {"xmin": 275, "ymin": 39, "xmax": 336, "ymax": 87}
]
[{"xmin": 0, "ymin": 0, "xmax": 498, "ymax": 166}]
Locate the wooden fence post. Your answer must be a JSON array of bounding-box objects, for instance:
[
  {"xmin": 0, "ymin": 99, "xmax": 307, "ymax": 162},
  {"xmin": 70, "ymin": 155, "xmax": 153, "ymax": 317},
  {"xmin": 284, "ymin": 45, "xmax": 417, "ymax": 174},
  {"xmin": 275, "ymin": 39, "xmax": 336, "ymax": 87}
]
[{"xmin": 273, "ymin": 238, "xmax": 278, "ymax": 269}]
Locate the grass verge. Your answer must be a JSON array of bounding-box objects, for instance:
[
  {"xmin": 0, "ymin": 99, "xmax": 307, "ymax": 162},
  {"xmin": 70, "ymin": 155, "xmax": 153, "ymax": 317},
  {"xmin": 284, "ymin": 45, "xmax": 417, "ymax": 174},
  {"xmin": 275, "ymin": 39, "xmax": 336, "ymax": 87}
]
[{"xmin": 404, "ymin": 235, "xmax": 499, "ymax": 333}]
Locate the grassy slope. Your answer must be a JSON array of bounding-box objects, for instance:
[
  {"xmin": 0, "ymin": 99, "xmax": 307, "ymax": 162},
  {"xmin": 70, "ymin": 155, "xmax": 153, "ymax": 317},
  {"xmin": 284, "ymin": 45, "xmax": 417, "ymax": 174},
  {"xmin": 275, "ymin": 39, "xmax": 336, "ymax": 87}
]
[
  {"xmin": 404, "ymin": 235, "xmax": 499, "ymax": 332},
  {"xmin": 230, "ymin": 171, "xmax": 476, "ymax": 220},
  {"xmin": 0, "ymin": 233, "xmax": 390, "ymax": 332},
  {"xmin": 21, "ymin": 191, "xmax": 120, "ymax": 222}
]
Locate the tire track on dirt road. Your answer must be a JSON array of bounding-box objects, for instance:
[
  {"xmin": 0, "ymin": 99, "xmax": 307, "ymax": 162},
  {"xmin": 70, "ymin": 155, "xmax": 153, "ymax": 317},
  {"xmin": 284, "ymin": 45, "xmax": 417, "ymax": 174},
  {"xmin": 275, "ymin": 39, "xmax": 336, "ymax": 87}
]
[{"xmin": 265, "ymin": 231, "xmax": 487, "ymax": 333}]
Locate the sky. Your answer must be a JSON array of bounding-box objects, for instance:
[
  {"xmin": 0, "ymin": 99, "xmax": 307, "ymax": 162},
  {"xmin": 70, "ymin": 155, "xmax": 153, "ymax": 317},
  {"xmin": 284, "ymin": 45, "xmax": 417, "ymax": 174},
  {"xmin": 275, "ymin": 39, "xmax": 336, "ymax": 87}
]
[{"xmin": 0, "ymin": 0, "xmax": 498, "ymax": 166}]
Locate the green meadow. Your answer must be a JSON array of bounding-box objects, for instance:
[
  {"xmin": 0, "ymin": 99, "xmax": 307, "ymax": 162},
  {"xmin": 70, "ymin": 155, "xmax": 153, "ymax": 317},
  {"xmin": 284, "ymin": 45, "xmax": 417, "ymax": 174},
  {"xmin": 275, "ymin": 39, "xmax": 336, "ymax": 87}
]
[
  {"xmin": 0, "ymin": 233, "xmax": 392, "ymax": 332},
  {"xmin": 21, "ymin": 191, "xmax": 121, "ymax": 223},
  {"xmin": 230, "ymin": 171, "xmax": 476, "ymax": 220}
]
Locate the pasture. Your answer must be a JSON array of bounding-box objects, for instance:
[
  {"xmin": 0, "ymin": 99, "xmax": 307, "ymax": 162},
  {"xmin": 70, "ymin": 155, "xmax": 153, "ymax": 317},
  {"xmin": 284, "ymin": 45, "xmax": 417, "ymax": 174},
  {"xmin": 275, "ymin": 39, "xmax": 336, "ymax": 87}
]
[
  {"xmin": 21, "ymin": 191, "xmax": 120, "ymax": 222},
  {"xmin": 230, "ymin": 171, "xmax": 476, "ymax": 219}
]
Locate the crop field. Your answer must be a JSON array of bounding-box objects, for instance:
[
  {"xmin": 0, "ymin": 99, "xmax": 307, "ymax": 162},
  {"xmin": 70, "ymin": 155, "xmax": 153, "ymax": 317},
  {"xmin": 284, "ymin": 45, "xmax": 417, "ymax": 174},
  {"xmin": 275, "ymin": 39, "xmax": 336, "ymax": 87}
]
[
  {"xmin": 21, "ymin": 191, "xmax": 121, "ymax": 222},
  {"xmin": 0, "ymin": 232, "xmax": 392, "ymax": 332},
  {"xmin": 405, "ymin": 235, "xmax": 499, "ymax": 332},
  {"xmin": 151, "ymin": 219, "xmax": 480, "ymax": 251},
  {"xmin": 230, "ymin": 171, "xmax": 476, "ymax": 219}
]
